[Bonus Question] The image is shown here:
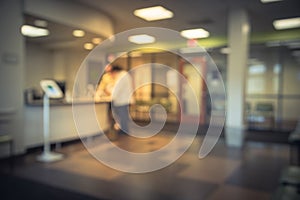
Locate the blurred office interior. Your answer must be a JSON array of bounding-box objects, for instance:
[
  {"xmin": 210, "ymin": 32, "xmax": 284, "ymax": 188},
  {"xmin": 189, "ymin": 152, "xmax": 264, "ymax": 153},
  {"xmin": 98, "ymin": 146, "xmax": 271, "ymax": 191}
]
[{"xmin": 0, "ymin": 0, "xmax": 300, "ymax": 199}]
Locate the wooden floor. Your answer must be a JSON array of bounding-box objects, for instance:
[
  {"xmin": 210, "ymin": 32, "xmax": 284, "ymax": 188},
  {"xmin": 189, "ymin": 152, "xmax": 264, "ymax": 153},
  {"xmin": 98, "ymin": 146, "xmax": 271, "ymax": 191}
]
[{"xmin": 0, "ymin": 131, "xmax": 291, "ymax": 200}]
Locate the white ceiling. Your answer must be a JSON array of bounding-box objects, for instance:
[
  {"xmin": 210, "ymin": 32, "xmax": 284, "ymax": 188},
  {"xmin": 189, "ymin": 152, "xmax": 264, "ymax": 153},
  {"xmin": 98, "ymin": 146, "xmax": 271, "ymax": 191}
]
[
  {"xmin": 26, "ymin": 0, "xmax": 300, "ymax": 50},
  {"xmin": 74, "ymin": 0, "xmax": 300, "ymax": 36}
]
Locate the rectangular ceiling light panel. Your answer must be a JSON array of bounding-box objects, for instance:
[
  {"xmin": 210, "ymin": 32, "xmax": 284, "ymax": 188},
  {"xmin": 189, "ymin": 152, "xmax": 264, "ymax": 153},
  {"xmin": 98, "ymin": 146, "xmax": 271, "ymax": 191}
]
[
  {"xmin": 128, "ymin": 34, "xmax": 155, "ymax": 44},
  {"xmin": 134, "ymin": 6, "xmax": 173, "ymax": 21},
  {"xmin": 273, "ymin": 17, "xmax": 300, "ymax": 30},
  {"xmin": 21, "ymin": 25, "xmax": 49, "ymax": 37},
  {"xmin": 180, "ymin": 28, "xmax": 210, "ymax": 39}
]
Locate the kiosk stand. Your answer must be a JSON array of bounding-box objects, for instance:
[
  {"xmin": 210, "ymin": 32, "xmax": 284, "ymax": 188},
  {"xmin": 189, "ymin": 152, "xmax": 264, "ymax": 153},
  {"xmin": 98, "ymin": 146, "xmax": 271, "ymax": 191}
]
[{"xmin": 37, "ymin": 80, "xmax": 64, "ymax": 162}]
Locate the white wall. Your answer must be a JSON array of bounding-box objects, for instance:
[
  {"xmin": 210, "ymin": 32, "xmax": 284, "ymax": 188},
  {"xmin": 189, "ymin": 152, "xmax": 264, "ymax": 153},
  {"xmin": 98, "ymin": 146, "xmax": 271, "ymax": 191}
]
[
  {"xmin": 53, "ymin": 51, "xmax": 67, "ymax": 82},
  {"xmin": 0, "ymin": 0, "xmax": 25, "ymax": 156},
  {"xmin": 64, "ymin": 50, "xmax": 89, "ymax": 94},
  {"xmin": 25, "ymin": 43, "xmax": 54, "ymax": 89},
  {"xmin": 24, "ymin": 44, "xmax": 89, "ymax": 94}
]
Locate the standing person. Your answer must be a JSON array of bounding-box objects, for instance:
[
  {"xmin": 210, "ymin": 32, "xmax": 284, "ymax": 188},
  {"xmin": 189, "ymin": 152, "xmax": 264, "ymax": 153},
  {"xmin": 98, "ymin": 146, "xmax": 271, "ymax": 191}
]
[
  {"xmin": 110, "ymin": 65, "xmax": 134, "ymax": 135},
  {"xmin": 95, "ymin": 64, "xmax": 117, "ymax": 139},
  {"xmin": 95, "ymin": 64, "xmax": 114, "ymax": 101}
]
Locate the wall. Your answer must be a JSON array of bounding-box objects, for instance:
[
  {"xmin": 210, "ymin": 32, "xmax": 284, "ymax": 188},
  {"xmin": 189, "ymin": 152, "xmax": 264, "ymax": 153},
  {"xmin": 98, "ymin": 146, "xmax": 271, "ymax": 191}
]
[
  {"xmin": 0, "ymin": 0, "xmax": 25, "ymax": 156},
  {"xmin": 25, "ymin": 43, "xmax": 54, "ymax": 89},
  {"xmin": 24, "ymin": 44, "xmax": 90, "ymax": 94},
  {"xmin": 0, "ymin": 0, "xmax": 114, "ymax": 157},
  {"xmin": 64, "ymin": 49, "xmax": 89, "ymax": 95}
]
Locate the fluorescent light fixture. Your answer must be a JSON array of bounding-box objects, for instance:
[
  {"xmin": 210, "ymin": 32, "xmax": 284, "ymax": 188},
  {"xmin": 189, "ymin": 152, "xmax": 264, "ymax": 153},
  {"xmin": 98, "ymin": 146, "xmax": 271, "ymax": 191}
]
[
  {"xmin": 73, "ymin": 29, "xmax": 85, "ymax": 37},
  {"xmin": 133, "ymin": 6, "xmax": 173, "ymax": 21},
  {"xmin": 180, "ymin": 28, "xmax": 210, "ymax": 39},
  {"xmin": 84, "ymin": 43, "xmax": 94, "ymax": 50},
  {"xmin": 128, "ymin": 34, "xmax": 155, "ymax": 44},
  {"xmin": 273, "ymin": 17, "xmax": 300, "ymax": 30},
  {"xmin": 92, "ymin": 37, "xmax": 102, "ymax": 45},
  {"xmin": 260, "ymin": 0, "xmax": 283, "ymax": 3},
  {"xmin": 21, "ymin": 25, "xmax": 49, "ymax": 37}
]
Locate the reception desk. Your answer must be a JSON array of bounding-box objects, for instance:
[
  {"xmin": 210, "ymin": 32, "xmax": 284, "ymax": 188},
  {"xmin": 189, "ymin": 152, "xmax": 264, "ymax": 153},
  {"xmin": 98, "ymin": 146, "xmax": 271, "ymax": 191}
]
[{"xmin": 24, "ymin": 100, "xmax": 109, "ymax": 148}]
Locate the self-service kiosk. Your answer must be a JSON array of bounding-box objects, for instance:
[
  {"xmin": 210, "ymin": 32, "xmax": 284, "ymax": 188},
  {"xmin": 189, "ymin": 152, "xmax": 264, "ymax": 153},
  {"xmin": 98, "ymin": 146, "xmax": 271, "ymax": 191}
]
[{"xmin": 37, "ymin": 79, "xmax": 64, "ymax": 162}]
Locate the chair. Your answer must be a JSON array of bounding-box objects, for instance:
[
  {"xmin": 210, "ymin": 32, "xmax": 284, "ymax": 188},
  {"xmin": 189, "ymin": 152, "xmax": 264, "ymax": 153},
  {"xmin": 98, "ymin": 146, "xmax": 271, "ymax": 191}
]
[
  {"xmin": 289, "ymin": 119, "xmax": 300, "ymax": 166},
  {"xmin": 248, "ymin": 102, "xmax": 275, "ymax": 130},
  {"xmin": 272, "ymin": 185, "xmax": 300, "ymax": 200},
  {"xmin": 279, "ymin": 166, "xmax": 300, "ymax": 187},
  {"xmin": 0, "ymin": 134, "xmax": 14, "ymax": 169},
  {"xmin": 274, "ymin": 121, "xmax": 300, "ymax": 198}
]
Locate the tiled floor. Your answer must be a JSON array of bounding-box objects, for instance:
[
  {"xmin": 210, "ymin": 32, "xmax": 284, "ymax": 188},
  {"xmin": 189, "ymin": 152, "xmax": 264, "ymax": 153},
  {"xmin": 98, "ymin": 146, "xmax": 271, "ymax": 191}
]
[{"xmin": 0, "ymin": 133, "xmax": 290, "ymax": 200}]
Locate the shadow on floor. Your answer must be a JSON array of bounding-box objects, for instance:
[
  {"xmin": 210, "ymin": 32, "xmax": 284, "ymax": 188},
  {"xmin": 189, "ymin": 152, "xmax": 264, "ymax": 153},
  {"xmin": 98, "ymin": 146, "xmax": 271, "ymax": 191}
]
[{"xmin": 0, "ymin": 172, "xmax": 106, "ymax": 200}]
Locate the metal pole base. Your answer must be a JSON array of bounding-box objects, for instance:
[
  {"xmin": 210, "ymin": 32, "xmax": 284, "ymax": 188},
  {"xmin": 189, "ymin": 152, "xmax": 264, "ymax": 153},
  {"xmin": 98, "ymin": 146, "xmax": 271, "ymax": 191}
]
[{"xmin": 37, "ymin": 151, "xmax": 64, "ymax": 163}]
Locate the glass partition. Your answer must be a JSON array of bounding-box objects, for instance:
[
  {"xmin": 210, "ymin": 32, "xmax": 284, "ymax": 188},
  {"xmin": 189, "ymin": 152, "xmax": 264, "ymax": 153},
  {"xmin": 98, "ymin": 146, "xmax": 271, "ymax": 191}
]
[
  {"xmin": 107, "ymin": 41, "xmax": 300, "ymax": 132},
  {"xmin": 246, "ymin": 43, "xmax": 300, "ymax": 131}
]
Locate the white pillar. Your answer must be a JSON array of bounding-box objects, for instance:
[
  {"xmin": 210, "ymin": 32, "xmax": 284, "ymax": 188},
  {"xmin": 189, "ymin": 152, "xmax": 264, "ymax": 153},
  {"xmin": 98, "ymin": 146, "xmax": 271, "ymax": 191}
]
[{"xmin": 226, "ymin": 9, "xmax": 250, "ymax": 147}]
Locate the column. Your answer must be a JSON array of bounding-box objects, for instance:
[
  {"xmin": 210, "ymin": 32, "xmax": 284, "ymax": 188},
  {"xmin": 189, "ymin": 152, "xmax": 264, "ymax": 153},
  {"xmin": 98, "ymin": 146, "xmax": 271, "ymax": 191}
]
[{"xmin": 226, "ymin": 8, "xmax": 250, "ymax": 147}]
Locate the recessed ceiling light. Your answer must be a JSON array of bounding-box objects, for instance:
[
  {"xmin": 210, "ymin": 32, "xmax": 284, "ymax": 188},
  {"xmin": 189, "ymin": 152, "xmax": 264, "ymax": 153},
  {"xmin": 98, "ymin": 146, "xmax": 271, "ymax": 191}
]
[
  {"xmin": 21, "ymin": 25, "xmax": 49, "ymax": 37},
  {"xmin": 273, "ymin": 17, "xmax": 300, "ymax": 30},
  {"xmin": 92, "ymin": 37, "xmax": 102, "ymax": 45},
  {"xmin": 180, "ymin": 28, "xmax": 210, "ymax": 39},
  {"xmin": 73, "ymin": 29, "xmax": 85, "ymax": 37},
  {"xmin": 128, "ymin": 34, "xmax": 155, "ymax": 44},
  {"xmin": 260, "ymin": 0, "xmax": 283, "ymax": 3},
  {"xmin": 133, "ymin": 6, "xmax": 173, "ymax": 21},
  {"xmin": 84, "ymin": 43, "xmax": 94, "ymax": 50}
]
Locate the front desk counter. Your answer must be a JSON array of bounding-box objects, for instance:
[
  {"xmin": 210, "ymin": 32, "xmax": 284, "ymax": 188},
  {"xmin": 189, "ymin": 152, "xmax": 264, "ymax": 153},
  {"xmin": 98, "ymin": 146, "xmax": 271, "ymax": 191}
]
[{"xmin": 25, "ymin": 100, "xmax": 110, "ymax": 149}]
